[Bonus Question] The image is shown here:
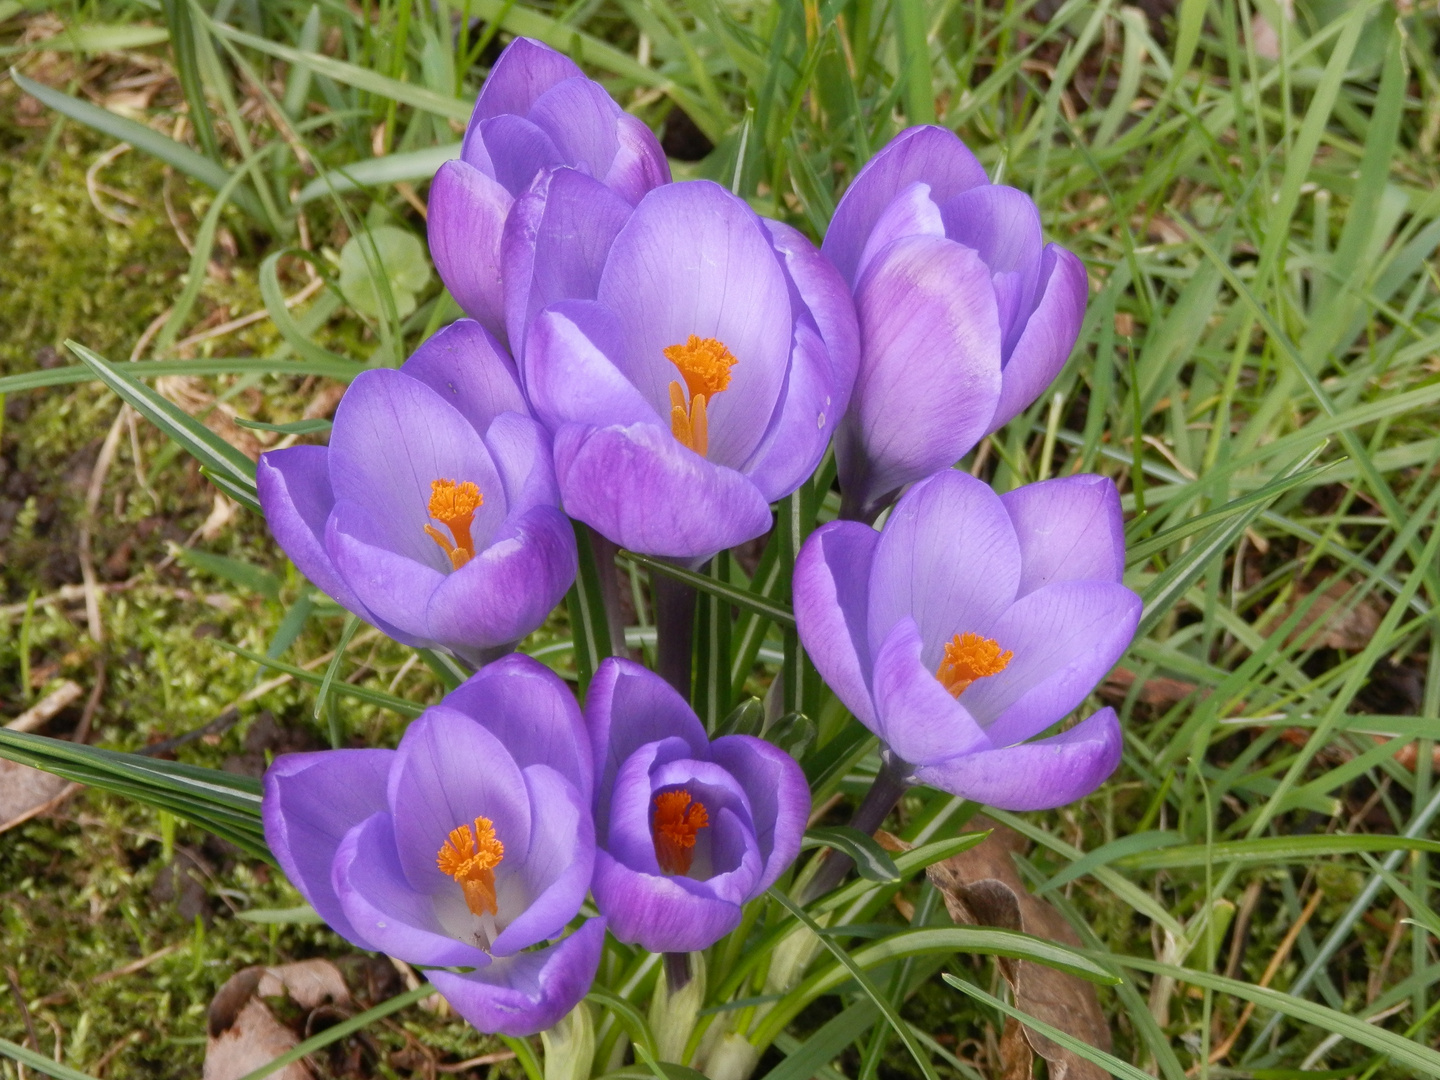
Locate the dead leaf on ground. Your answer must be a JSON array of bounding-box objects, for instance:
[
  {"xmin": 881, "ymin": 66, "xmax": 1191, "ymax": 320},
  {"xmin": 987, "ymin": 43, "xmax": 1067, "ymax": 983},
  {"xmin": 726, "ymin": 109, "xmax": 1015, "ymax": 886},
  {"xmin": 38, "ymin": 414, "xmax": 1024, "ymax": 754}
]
[
  {"xmin": 1099, "ymin": 666, "xmax": 1197, "ymax": 710},
  {"xmin": 1284, "ymin": 579, "xmax": 1383, "ymax": 651},
  {"xmin": 204, "ymin": 960, "xmax": 352, "ymax": 1080},
  {"xmin": 0, "ymin": 681, "xmax": 88, "ymax": 834},
  {"xmin": 922, "ymin": 820, "xmax": 1112, "ymax": 1080}
]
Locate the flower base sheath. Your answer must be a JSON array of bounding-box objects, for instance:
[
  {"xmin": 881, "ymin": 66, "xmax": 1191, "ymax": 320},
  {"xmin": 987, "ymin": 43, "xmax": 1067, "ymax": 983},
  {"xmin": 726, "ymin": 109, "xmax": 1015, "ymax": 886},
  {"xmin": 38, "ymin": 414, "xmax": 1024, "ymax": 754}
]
[
  {"xmin": 794, "ymin": 470, "xmax": 1141, "ymax": 810},
  {"xmin": 262, "ymin": 655, "xmax": 604, "ymax": 1037}
]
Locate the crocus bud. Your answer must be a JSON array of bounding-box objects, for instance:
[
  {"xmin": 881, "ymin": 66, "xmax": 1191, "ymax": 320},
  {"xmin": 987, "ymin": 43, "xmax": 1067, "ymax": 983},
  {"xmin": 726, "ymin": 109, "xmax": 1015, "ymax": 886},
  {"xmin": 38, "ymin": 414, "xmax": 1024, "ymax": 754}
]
[{"xmin": 794, "ymin": 470, "xmax": 1139, "ymax": 809}]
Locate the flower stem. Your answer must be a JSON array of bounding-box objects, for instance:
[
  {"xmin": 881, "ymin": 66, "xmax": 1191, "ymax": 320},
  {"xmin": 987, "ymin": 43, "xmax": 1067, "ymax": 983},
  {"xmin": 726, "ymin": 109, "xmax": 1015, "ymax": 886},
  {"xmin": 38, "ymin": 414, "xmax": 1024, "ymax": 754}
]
[
  {"xmin": 587, "ymin": 526, "xmax": 630, "ymax": 658},
  {"xmin": 663, "ymin": 950, "xmax": 693, "ymax": 993},
  {"xmin": 799, "ymin": 749, "xmax": 911, "ymax": 902},
  {"xmin": 654, "ymin": 571, "xmax": 697, "ymax": 700}
]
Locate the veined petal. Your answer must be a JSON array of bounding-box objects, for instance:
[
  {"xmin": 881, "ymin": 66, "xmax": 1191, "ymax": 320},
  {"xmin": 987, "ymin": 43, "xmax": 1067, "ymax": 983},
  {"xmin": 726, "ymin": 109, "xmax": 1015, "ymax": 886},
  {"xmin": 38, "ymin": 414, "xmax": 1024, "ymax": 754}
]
[
  {"xmin": 708, "ymin": 735, "xmax": 809, "ymax": 893},
  {"xmin": 484, "ymin": 412, "xmax": 561, "ymax": 516},
  {"xmin": 527, "ymin": 76, "xmax": 621, "ymax": 178},
  {"xmin": 326, "ymin": 502, "xmax": 444, "ymax": 642},
  {"xmin": 740, "ymin": 318, "xmax": 834, "ymax": 502},
  {"xmin": 478, "ymin": 114, "xmax": 565, "ymax": 196},
  {"xmin": 853, "ymin": 180, "xmax": 945, "ymax": 284},
  {"xmin": 938, "ymin": 185, "xmax": 1044, "ymax": 352},
  {"xmin": 603, "ymin": 737, "xmax": 700, "ymax": 872},
  {"xmin": 428, "ymin": 161, "xmax": 512, "ymax": 340},
  {"xmin": 523, "ymin": 302, "xmax": 661, "ymax": 433},
  {"xmin": 793, "ymin": 521, "xmax": 879, "ymax": 727},
  {"xmin": 592, "ymin": 850, "xmax": 742, "ymax": 953},
  {"xmin": 1000, "ymin": 474, "xmax": 1125, "ymax": 597},
  {"xmin": 911, "ymin": 708, "xmax": 1122, "ymax": 810},
  {"xmin": 401, "ymin": 319, "xmax": 526, "ymax": 435},
  {"xmin": 472, "ymin": 38, "xmax": 585, "ymax": 124},
  {"xmin": 605, "ymin": 113, "xmax": 672, "ymax": 204},
  {"xmin": 871, "ymin": 617, "xmax": 990, "ymax": 767}
]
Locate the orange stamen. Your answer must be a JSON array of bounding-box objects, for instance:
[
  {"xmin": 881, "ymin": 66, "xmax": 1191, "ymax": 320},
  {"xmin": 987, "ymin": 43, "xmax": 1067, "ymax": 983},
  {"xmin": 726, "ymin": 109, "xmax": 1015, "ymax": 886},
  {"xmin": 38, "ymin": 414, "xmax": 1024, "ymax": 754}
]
[
  {"xmin": 424, "ymin": 479, "xmax": 483, "ymax": 570},
  {"xmin": 663, "ymin": 335, "xmax": 736, "ymax": 458},
  {"xmin": 436, "ymin": 816, "xmax": 505, "ymax": 917},
  {"xmin": 935, "ymin": 633, "xmax": 1013, "ymax": 698},
  {"xmin": 652, "ymin": 789, "xmax": 709, "ymax": 876}
]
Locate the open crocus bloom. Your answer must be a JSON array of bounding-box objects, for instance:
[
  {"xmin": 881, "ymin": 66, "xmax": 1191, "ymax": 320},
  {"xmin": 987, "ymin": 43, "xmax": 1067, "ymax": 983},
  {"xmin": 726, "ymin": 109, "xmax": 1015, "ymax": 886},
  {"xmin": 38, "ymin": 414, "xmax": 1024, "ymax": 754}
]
[
  {"xmin": 794, "ymin": 470, "xmax": 1139, "ymax": 810},
  {"xmin": 429, "ymin": 37, "xmax": 670, "ymax": 345},
  {"xmin": 586, "ymin": 658, "xmax": 809, "ymax": 952},
  {"xmin": 515, "ymin": 176, "xmax": 858, "ymax": 559},
  {"xmin": 256, "ymin": 320, "xmax": 576, "ymax": 665},
  {"xmin": 822, "ymin": 126, "xmax": 1089, "ymax": 519},
  {"xmin": 261, "ymin": 655, "xmax": 604, "ymax": 1036}
]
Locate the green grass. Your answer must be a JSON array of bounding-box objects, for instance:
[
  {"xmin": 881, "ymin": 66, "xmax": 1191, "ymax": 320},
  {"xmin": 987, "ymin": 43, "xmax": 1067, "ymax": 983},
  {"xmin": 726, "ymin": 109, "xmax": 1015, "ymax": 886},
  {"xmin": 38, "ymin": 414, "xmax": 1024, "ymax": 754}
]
[{"xmin": 3, "ymin": 0, "xmax": 1440, "ymax": 1078}]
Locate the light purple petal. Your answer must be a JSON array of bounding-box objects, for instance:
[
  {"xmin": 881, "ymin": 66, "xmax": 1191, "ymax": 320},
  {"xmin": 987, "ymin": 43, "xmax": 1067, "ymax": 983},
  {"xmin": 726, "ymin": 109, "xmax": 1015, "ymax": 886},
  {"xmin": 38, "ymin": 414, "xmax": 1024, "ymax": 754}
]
[
  {"xmin": 708, "ymin": 735, "xmax": 809, "ymax": 892},
  {"xmin": 911, "ymin": 708, "xmax": 1122, "ymax": 810},
  {"xmin": 644, "ymin": 761, "xmax": 761, "ymax": 903},
  {"xmin": 822, "ymin": 125, "xmax": 987, "ymax": 287},
  {"xmin": 552, "ymin": 421, "xmax": 773, "ymax": 559},
  {"xmin": 480, "ymin": 114, "xmax": 565, "ymax": 196},
  {"xmin": 603, "ymin": 737, "xmax": 698, "ymax": 872},
  {"xmin": 740, "ymin": 319, "xmax": 834, "ymax": 502},
  {"xmin": 591, "ymin": 850, "xmax": 742, "ymax": 952},
  {"xmin": 870, "ymin": 617, "xmax": 990, "ymax": 767},
  {"xmin": 793, "ymin": 521, "xmax": 879, "ymax": 727},
  {"xmin": 1000, "ymin": 475, "xmax": 1125, "ymax": 597},
  {"xmin": 987, "ymin": 245, "xmax": 1088, "ymax": 435},
  {"xmin": 605, "ymin": 113, "xmax": 672, "ymax": 204},
  {"xmin": 444, "ymin": 654, "xmax": 593, "ymax": 799},
  {"xmin": 853, "ymin": 180, "xmax": 945, "ymax": 284},
  {"xmin": 596, "ymin": 181, "xmax": 792, "ymax": 469},
  {"xmin": 401, "ymin": 319, "xmax": 526, "ymax": 434},
  {"xmin": 388, "ymin": 706, "xmax": 532, "ymax": 893},
  {"xmin": 430, "ymin": 917, "xmax": 606, "ymax": 1037},
  {"xmin": 333, "ymin": 812, "xmax": 492, "ymax": 967},
  {"xmin": 261, "ymin": 749, "xmax": 392, "ymax": 944},
  {"xmin": 484, "ymin": 411, "xmax": 561, "ymax": 516},
  {"xmin": 502, "ymin": 168, "xmax": 632, "ymax": 360},
  {"xmin": 522, "ymin": 301, "xmax": 662, "ymax": 433},
  {"xmin": 939, "ymin": 185, "xmax": 1044, "ymax": 352},
  {"xmin": 527, "ymin": 77, "xmax": 621, "ymax": 178},
  {"xmin": 326, "ymin": 502, "xmax": 443, "ymax": 641},
  {"xmin": 866, "ymin": 470, "xmax": 1021, "ymax": 670},
  {"xmin": 839, "ymin": 235, "xmax": 1003, "ymax": 511},
  {"xmin": 491, "ymin": 765, "xmax": 594, "ymax": 956},
  {"xmin": 423, "ymin": 504, "xmax": 577, "ymax": 654},
  {"xmin": 960, "ymin": 580, "xmax": 1140, "ymax": 746},
  {"xmin": 472, "ymin": 38, "xmax": 585, "ymax": 125},
  {"xmin": 428, "ymin": 160, "xmax": 512, "ymax": 340}
]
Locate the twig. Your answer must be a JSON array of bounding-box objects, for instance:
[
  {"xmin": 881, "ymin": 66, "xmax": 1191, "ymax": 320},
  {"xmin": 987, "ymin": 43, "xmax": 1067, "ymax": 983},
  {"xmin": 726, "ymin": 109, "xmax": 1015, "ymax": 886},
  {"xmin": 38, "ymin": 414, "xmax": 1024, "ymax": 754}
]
[
  {"xmin": 77, "ymin": 408, "xmax": 128, "ymax": 641},
  {"xmin": 171, "ymin": 275, "xmax": 324, "ymax": 352},
  {"xmin": 435, "ymin": 1051, "xmax": 517, "ymax": 1073},
  {"xmin": 85, "ymin": 143, "xmax": 133, "ymax": 225},
  {"xmin": 4, "ymin": 681, "xmax": 83, "ymax": 733},
  {"xmin": 5, "ymin": 966, "xmax": 40, "ymax": 1080},
  {"xmin": 91, "ymin": 944, "xmax": 183, "ymax": 985}
]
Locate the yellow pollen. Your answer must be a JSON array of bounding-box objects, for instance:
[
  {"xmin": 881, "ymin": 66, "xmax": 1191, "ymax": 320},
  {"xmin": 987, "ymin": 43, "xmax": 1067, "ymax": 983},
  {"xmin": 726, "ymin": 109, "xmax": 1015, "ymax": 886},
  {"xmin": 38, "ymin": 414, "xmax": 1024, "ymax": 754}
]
[
  {"xmin": 424, "ymin": 479, "xmax": 483, "ymax": 571},
  {"xmin": 436, "ymin": 816, "xmax": 505, "ymax": 917},
  {"xmin": 652, "ymin": 789, "xmax": 709, "ymax": 876},
  {"xmin": 936, "ymin": 633, "xmax": 1013, "ymax": 698},
  {"xmin": 663, "ymin": 335, "xmax": 737, "ymax": 458}
]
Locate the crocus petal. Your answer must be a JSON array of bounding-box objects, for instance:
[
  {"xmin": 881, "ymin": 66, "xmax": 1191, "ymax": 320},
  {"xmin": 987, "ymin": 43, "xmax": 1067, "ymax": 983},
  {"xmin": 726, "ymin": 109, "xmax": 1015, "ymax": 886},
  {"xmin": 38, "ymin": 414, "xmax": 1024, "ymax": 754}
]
[
  {"xmin": 596, "ymin": 181, "xmax": 792, "ymax": 469},
  {"xmin": 866, "ymin": 470, "xmax": 1021, "ymax": 670},
  {"xmin": 709, "ymin": 735, "xmax": 809, "ymax": 891},
  {"xmin": 987, "ymin": 245, "xmax": 1088, "ymax": 435},
  {"xmin": 478, "ymin": 114, "xmax": 566, "ymax": 195},
  {"xmin": 1000, "ymin": 475, "xmax": 1125, "ymax": 597},
  {"xmin": 491, "ymin": 765, "xmax": 594, "ymax": 956},
  {"xmin": 484, "ymin": 411, "xmax": 562, "ymax": 516},
  {"xmin": 853, "ymin": 180, "xmax": 945, "ymax": 284},
  {"xmin": 838, "ymin": 235, "xmax": 1003, "ymax": 511},
  {"xmin": 938, "ymin": 185, "xmax": 1044, "ymax": 351},
  {"xmin": 429, "ymin": 917, "xmax": 606, "ymax": 1037},
  {"xmin": 605, "ymin": 113, "xmax": 672, "ymax": 204},
  {"xmin": 552, "ymin": 421, "xmax": 773, "ymax": 559},
  {"xmin": 527, "ymin": 77, "xmax": 621, "ymax": 179},
  {"xmin": 523, "ymin": 301, "xmax": 662, "ymax": 432},
  {"xmin": 388, "ymin": 706, "xmax": 533, "ymax": 893},
  {"xmin": 793, "ymin": 521, "xmax": 879, "ymax": 727},
  {"xmin": 822, "ymin": 125, "xmax": 987, "ymax": 288},
  {"xmin": 261, "ymin": 749, "xmax": 392, "ymax": 944},
  {"xmin": 443, "ymin": 654, "xmax": 592, "ymax": 799},
  {"xmin": 424, "ymin": 504, "xmax": 577, "ymax": 655},
  {"xmin": 603, "ymin": 737, "xmax": 701, "ymax": 872},
  {"xmin": 333, "ymin": 812, "xmax": 492, "ymax": 967},
  {"xmin": 328, "ymin": 368, "xmax": 506, "ymax": 567},
  {"xmin": 502, "ymin": 168, "xmax": 632, "ymax": 359},
  {"xmin": 326, "ymin": 501, "xmax": 445, "ymax": 641},
  {"xmin": 428, "ymin": 160, "xmax": 513, "ymax": 340},
  {"xmin": 586, "ymin": 657, "xmax": 711, "ymax": 820},
  {"xmin": 401, "ymin": 319, "xmax": 526, "ymax": 434},
  {"xmin": 911, "ymin": 708, "xmax": 1122, "ymax": 810},
  {"xmin": 740, "ymin": 319, "xmax": 834, "ymax": 502},
  {"xmin": 871, "ymin": 617, "xmax": 990, "ymax": 767},
  {"xmin": 472, "ymin": 38, "xmax": 585, "ymax": 124},
  {"xmin": 959, "ymin": 580, "xmax": 1140, "ymax": 746},
  {"xmin": 257, "ymin": 446, "xmax": 372, "ymax": 623},
  {"xmin": 591, "ymin": 850, "xmax": 742, "ymax": 953}
]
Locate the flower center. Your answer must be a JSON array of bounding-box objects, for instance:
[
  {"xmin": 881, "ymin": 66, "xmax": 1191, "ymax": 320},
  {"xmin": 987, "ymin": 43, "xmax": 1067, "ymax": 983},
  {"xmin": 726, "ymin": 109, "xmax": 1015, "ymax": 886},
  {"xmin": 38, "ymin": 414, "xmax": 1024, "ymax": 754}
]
[
  {"xmin": 652, "ymin": 788, "xmax": 709, "ymax": 876},
  {"xmin": 663, "ymin": 335, "xmax": 737, "ymax": 458},
  {"xmin": 436, "ymin": 815, "xmax": 505, "ymax": 917},
  {"xmin": 936, "ymin": 633, "xmax": 1013, "ymax": 698},
  {"xmin": 424, "ymin": 478, "xmax": 483, "ymax": 571}
]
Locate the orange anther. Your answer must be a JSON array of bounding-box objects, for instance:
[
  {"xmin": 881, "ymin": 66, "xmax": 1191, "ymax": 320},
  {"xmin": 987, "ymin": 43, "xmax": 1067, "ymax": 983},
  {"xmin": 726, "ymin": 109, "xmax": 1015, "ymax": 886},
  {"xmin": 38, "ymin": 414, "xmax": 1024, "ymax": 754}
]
[
  {"xmin": 652, "ymin": 789, "xmax": 709, "ymax": 876},
  {"xmin": 935, "ymin": 633, "xmax": 1013, "ymax": 698}
]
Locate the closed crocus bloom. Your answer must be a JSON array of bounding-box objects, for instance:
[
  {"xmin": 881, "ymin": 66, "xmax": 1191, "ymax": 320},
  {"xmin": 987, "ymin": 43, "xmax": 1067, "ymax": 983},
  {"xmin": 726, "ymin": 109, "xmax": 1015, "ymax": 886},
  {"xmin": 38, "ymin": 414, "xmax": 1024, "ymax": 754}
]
[
  {"xmin": 822, "ymin": 126, "xmax": 1089, "ymax": 519},
  {"xmin": 429, "ymin": 37, "xmax": 670, "ymax": 344},
  {"xmin": 256, "ymin": 320, "xmax": 576, "ymax": 665},
  {"xmin": 794, "ymin": 470, "xmax": 1139, "ymax": 810},
  {"xmin": 585, "ymin": 658, "xmax": 809, "ymax": 952},
  {"xmin": 514, "ymin": 175, "xmax": 858, "ymax": 560},
  {"xmin": 261, "ymin": 655, "xmax": 604, "ymax": 1036}
]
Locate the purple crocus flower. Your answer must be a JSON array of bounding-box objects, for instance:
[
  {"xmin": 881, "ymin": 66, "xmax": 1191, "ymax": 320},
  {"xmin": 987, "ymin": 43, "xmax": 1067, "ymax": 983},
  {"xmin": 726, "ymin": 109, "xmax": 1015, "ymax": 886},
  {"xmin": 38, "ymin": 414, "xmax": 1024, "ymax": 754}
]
[
  {"xmin": 793, "ymin": 470, "xmax": 1139, "ymax": 810},
  {"xmin": 429, "ymin": 37, "xmax": 670, "ymax": 345},
  {"xmin": 256, "ymin": 319, "xmax": 576, "ymax": 665},
  {"xmin": 585, "ymin": 658, "xmax": 809, "ymax": 952},
  {"xmin": 822, "ymin": 126, "xmax": 1089, "ymax": 519},
  {"xmin": 261, "ymin": 655, "xmax": 604, "ymax": 1036},
  {"xmin": 513, "ymin": 175, "xmax": 859, "ymax": 560}
]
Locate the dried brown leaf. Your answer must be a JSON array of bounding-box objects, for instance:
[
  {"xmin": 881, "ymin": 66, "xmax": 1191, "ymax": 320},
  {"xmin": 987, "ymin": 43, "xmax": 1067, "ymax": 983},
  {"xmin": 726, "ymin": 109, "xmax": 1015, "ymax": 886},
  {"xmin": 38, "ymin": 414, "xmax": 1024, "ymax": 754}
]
[
  {"xmin": 204, "ymin": 960, "xmax": 351, "ymax": 1080},
  {"xmin": 1285, "ymin": 579, "xmax": 1383, "ymax": 651}
]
